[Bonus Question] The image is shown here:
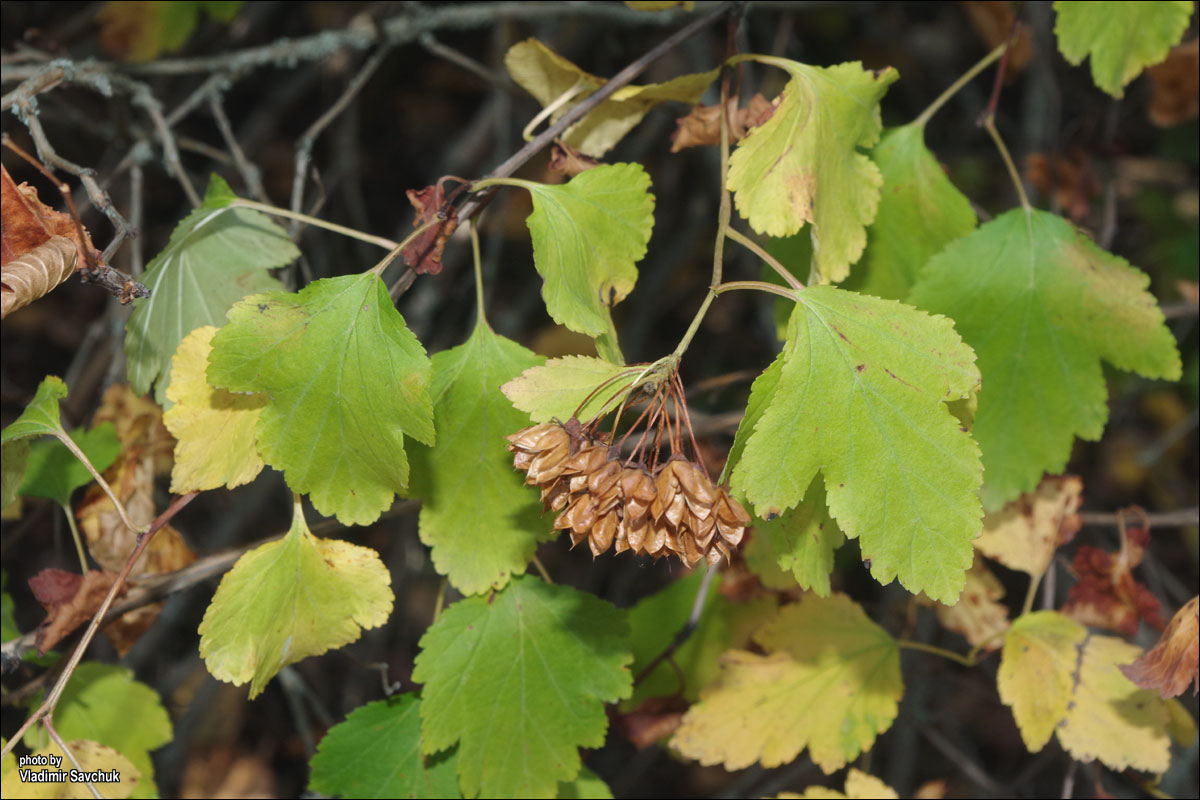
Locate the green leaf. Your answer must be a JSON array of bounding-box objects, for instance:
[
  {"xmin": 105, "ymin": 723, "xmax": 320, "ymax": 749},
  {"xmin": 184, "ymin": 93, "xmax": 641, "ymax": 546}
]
[
  {"xmin": 726, "ymin": 57, "xmax": 898, "ymax": 283},
  {"xmin": 672, "ymin": 594, "xmax": 902, "ymax": 774},
  {"xmin": 198, "ymin": 498, "xmax": 393, "ymax": 698},
  {"xmin": 408, "ymin": 322, "xmax": 547, "ymax": 595},
  {"xmin": 909, "ymin": 209, "xmax": 1181, "ymax": 510},
  {"xmin": 1, "ymin": 440, "xmax": 30, "ymax": 509},
  {"xmin": 19, "ymin": 425, "xmax": 121, "ymax": 507},
  {"xmin": 627, "ymin": 571, "xmax": 777, "ymax": 707},
  {"xmin": 1, "ymin": 376, "xmax": 68, "ymax": 442},
  {"xmin": 556, "ymin": 767, "xmax": 613, "ymax": 799},
  {"xmin": 516, "ymin": 163, "xmax": 654, "ymax": 339},
  {"xmin": 1053, "ymin": 1, "xmax": 1193, "ymax": 97},
  {"xmin": 414, "ymin": 576, "xmax": 632, "ymax": 798},
  {"xmin": 1, "ymin": 572, "xmax": 19, "ymax": 642},
  {"xmin": 501, "ymin": 355, "xmax": 636, "ymax": 423},
  {"xmin": 754, "ymin": 477, "xmax": 845, "ymax": 596},
  {"xmin": 730, "ymin": 286, "xmax": 982, "ymax": 602},
  {"xmin": 125, "ymin": 174, "xmax": 298, "ymax": 404},
  {"xmin": 309, "ymin": 695, "xmax": 460, "ymax": 799},
  {"xmin": 843, "ymin": 124, "xmax": 976, "ymax": 300},
  {"xmin": 208, "ymin": 273, "xmax": 434, "ymax": 525},
  {"xmin": 25, "ymin": 661, "xmax": 171, "ymax": 799},
  {"xmin": 506, "ymin": 38, "xmax": 717, "ymax": 157}
]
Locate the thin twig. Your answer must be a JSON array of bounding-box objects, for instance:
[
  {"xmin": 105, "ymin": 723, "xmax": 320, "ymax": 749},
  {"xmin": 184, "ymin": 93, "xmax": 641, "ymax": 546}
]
[
  {"xmin": 42, "ymin": 719, "xmax": 101, "ymax": 799},
  {"xmin": 1078, "ymin": 507, "xmax": 1198, "ymax": 528},
  {"xmin": 208, "ymin": 91, "xmax": 268, "ymax": 201},
  {"xmin": 634, "ymin": 564, "xmax": 718, "ymax": 686}
]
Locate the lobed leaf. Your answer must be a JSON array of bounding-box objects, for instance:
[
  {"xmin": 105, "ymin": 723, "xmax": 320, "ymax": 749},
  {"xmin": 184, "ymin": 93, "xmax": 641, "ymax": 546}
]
[
  {"xmin": 124, "ymin": 175, "xmax": 297, "ymax": 404},
  {"xmin": 413, "ymin": 576, "xmax": 631, "ymax": 798},
  {"xmin": 501, "ymin": 355, "xmax": 636, "ymax": 423},
  {"xmin": 309, "ymin": 695, "xmax": 459, "ymax": 799},
  {"xmin": 208, "ymin": 272, "xmax": 433, "ymax": 525},
  {"xmin": 1, "ymin": 375, "xmax": 68, "ymax": 443},
  {"xmin": 752, "ymin": 478, "xmax": 844, "ymax": 596},
  {"xmin": 1053, "ymin": 1, "xmax": 1193, "ymax": 97},
  {"xmin": 730, "ymin": 286, "xmax": 982, "ymax": 602},
  {"xmin": 726, "ymin": 57, "xmax": 897, "ymax": 283},
  {"xmin": 910, "ymin": 209, "xmax": 1181, "ymax": 510},
  {"xmin": 673, "ymin": 594, "xmax": 901, "ymax": 773},
  {"xmin": 163, "ymin": 325, "xmax": 266, "ymax": 492},
  {"xmin": 198, "ymin": 498, "xmax": 393, "ymax": 698},
  {"xmin": 518, "ymin": 163, "xmax": 654, "ymax": 340},
  {"xmin": 408, "ymin": 322, "xmax": 547, "ymax": 595}
]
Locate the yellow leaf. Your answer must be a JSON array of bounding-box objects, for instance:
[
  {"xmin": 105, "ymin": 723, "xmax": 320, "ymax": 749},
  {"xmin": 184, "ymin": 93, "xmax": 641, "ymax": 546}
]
[
  {"xmin": 163, "ymin": 325, "xmax": 266, "ymax": 492},
  {"xmin": 998, "ymin": 612, "xmax": 1175, "ymax": 772},
  {"xmin": 1, "ymin": 739, "xmax": 140, "ymax": 799},
  {"xmin": 505, "ymin": 39, "xmax": 718, "ymax": 156},
  {"xmin": 974, "ymin": 475, "xmax": 1082, "ymax": 576},
  {"xmin": 997, "ymin": 611, "xmax": 1085, "ymax": 751},
  {"xmin": 779, "ymin": 767, "xmax": 899, "ymax": 799},
  {"xmin": 672, "ymin": 594, "xmax": 901, "ymax": 773},
  {"xmin": 1056, "ymin": 634, "xmax": 1170, "ymax": 772},
  {"xmin": 934, "ymin": 554, "xmax": 1009, "ymax": 650},
  {"xmin": 199, "ymin": 496, "xmax": 393, "ymax": 698}
]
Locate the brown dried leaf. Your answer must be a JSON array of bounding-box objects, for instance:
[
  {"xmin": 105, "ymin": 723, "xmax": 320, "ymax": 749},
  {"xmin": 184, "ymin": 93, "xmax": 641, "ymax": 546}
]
[
  {"xmin": 1146, "ymin": 39, "xmax": 1199, "ymax": 127},
  {"xmin": 402, "ymin": 178, "xmax": 459, "ymax": 275},
  {"xmin": 613, "ymin": 695, "xmax": 688, "ymax": 749},
  {"xmin": 1061, "ymin": 520, "xmax": 1165, "ymax": 636},
  {"xmin": 962, "ymin": 1, "xmax": 1032, "ymax": 75},
  {"xmin": 1025, "ymin": 150, "xmax": 1101, "ymax": 222},
  {"xmin": 29, "ymin": 568, "xmax": 123, "ymax": 654},
  {"xmin": 935, "ymin": 554, "xmax": 1010, "ymax": 650},
  {"xmin": 1120, "ymin": 595, "xmax": 1200, "ymax": 698},
  {"xmin": 1, "ymin": 163, "xmax": 102, "ymax": 270},
  {"xmin": 92, "ymin": 384, "xmax": 176, "ymax": 477},
  {"xmin": 670, "ymin": 93, "xmax": 776, "ymax": 152},
  {"xmin": 974, "ymin": 475, "xmax": 1082, "ymax": 576},
  {"xmin": 0, "ymin": 235, "xmax": 76, "ymax": 319},
  {"xmin": 549, "ymin": 140, "xmax": 602, "ymax": 177}
]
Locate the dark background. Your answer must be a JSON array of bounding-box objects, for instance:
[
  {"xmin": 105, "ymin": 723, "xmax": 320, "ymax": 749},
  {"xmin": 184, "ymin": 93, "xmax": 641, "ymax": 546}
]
[{"xmin": 2, "ymin": 2, "xmax": 1197, "ymax": 797}]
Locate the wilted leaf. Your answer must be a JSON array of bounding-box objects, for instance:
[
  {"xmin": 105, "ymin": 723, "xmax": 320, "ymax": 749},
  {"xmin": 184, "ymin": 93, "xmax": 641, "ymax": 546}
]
[
  {"xmin": 502, "ymin": 355, "xmax": 636, "ymax": 423},
  {"xmin": 962, "ymin": 1, "xmax": 1033, "ymax": 75},
  {"xmin": 91, "ymin": 384, "xmax": 175, "ymax": 477},
  {"xmin": 408, "ymin": 322, "xmax": 548, "ymax": 595},
  {"xmin": 198, "ymin": 497, "xmax": 393, "ymax": 698},
  {"xmin": 1120, "ymin": 595, "xmax": 1200, "ymax": 698},
  {"xmin": 309, "ymin": 695, "xmax": 459, "ymax": 799},
  {"xmin": 1, "ymin": 236, "xmax": 77, "ymax": 319},
  {"xmin": 1025, "ymin": 150, "xmax": 1100, "ymax": 222},
  {"xmin": 934, "ymin": 554, "xmax": 1009, "ymax": 650},
  {"xmin": 505, "ymin": 38, "xmax": 717, "ymax": 156},
  {"xmin": 910, "ymin": 210, "xmax": 1181, "ymax": 510},
  {"xmin": 163, "ymin": 325, "xmax": 266, "ymax": 492},
  {"xmin": 1, "ymin": 164, "xmax": 102, "ymax": 274},
  {"xmin": 414, "ymin": 577, "xmax": 631, "ymax": 798},
  {"xmin": 208, "ymin": 272, "xmax": 433, "ymax": 525},
  {"xmin": 548, "ymin": 140, "xmax": 602, "ymax": 177},
  {"xmin": 974, "ymin": 475, "xmax": 1082, "ymax": 576},
  {"xmin": 673, "ymin": 594, "xmax": 901, "ymax": 773},
  {"xmin": 1053, "ymin": 0, "xmax": 1193, "ymax": 97},
  {"xmin": 670, "ymin": 93, "xmax": 776, "ymax": 152},
  {"xmin": 28, "ymin": 569, "xmax": 121, "ymax": 655},
  {"xmin": 725, "ymin": 57, "xmax": 897, "ymax": 282},
  {"xmin": 403, "ymin": 178, "xmax": 459, "ymax": 275},
  {"xmin": 1061, "ymin": 520, "xmax": 1164, "ymax": 635}
]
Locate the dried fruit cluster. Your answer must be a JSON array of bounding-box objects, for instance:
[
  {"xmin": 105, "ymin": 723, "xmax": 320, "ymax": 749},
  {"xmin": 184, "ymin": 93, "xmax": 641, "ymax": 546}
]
[{"xmin": 507, "ymin": 420, "xmax": 750, "ymax": 567}]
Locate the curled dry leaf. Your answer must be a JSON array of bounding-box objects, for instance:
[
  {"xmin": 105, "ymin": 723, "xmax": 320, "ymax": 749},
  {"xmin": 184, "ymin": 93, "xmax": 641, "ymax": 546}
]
[
  {"xmin": 974, "ymin": 475, "xmax": 1082, "ymax": 576},
  {"xmin": 29, "ymin": 567, "xmax": 124, "ymax": 654},
  {"xmin": 1061, "ymin": 519, "xmax": 1164, "ymax": 636},
  {"xmin": 548, "ymin": 139, "xmax": 602, "ymax": 177},
  {"xmin": 1146, "ymin": 38, "xmax": 1199, "ymax": 127},
  {"xmin": 402, "ymin": 177, "xmax": 459, "ymax": 275},
  {"xmin": 934, "ymin": 554, "xmax": 1010, "ymax": 651},
  {"xmin": 1, "ymin": 163, "xmax": 102, "ymax": 271},
  {"xmin": 670, "ymin": 93, "xmax": 777, "ymax": 152},
  {"xmin": 1120, "ymin": 595, "xmax": 1199, "ymax": 698},
  {"xmin": 0, "ymin": 235, "xmax": 77, "ymax": 319},
  {"xmin": 92, "ymin": 383, "xmax": 176, "ymax": 477}
]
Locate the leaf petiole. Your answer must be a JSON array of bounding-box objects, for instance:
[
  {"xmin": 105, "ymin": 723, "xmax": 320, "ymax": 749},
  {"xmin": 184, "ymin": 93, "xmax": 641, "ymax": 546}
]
[
  {"xmin": 725, "ymin": 227, "xmax": 804, "ymax": 290},
  {"xmin": 228, "ymin": 198, "xmax": 399, "ymax": 250},
  {"xmin": 897, "ymin": 639, "xmax": 976, "ymax": 668},
  {"xmin": 914, "ymin": 44, "xmax": 1006, "ymax": 128},
  {"xmin": 714, "ymin": 280, "xmax": 801, "ymax": 301}
]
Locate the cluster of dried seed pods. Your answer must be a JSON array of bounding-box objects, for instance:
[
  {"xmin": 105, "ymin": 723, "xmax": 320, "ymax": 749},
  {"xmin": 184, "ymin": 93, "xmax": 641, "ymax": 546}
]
[{"xmin": 507, "ymin": 419, "xmax": 750, "ymax": 567}]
